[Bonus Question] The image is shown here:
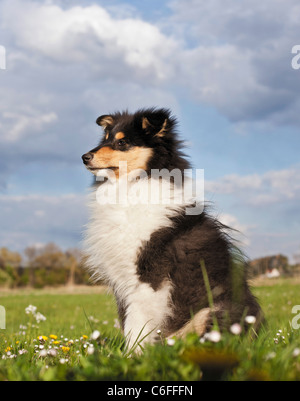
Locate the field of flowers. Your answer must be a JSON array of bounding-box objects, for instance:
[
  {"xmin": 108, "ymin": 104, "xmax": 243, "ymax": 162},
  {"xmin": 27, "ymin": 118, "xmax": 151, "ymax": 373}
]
[{"xmin": 1, "ymin": 279, "xmax": 300, "ymax": 381}]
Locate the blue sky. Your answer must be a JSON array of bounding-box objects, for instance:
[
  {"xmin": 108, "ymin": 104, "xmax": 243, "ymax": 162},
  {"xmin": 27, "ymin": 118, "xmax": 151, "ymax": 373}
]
[{"xmin": 0, "ymin": 0, "xmax": 300, "ymax": 261}]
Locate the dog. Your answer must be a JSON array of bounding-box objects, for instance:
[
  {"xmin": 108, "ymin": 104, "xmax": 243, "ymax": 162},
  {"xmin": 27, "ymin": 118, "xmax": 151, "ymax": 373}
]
[{"xmin": 82, "ymin": 108, "xmax": 262, "ymax": 351}]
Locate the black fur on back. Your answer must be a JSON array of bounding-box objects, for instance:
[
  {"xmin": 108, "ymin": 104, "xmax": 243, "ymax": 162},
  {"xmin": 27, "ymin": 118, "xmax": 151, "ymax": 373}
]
[{"xmin": 135, "ymin": 207, "xmax": 262, "ymax": 336}]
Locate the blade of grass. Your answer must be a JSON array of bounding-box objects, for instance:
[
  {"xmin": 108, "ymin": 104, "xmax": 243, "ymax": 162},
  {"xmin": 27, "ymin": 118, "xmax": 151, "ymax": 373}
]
[
  {"xmin": 82, "ymin": 306, "xmax": 94, "ymax": 332},
  {"xmin": 200, "ymin": 259, "xmax": 219, "ymax": 331},
  {"xmin": 124, "ymin": 322, "xmax": 156, "ymax": 357}
]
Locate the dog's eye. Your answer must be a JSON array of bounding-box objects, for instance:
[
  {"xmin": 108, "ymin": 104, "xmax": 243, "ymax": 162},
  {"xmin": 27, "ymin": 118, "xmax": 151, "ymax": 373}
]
[{"xmin": 117, "ymin": 139, "xmax": 126, "ymax": 146}]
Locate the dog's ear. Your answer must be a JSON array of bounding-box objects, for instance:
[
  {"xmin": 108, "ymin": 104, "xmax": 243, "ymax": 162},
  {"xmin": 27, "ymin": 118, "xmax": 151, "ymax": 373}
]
[
  {"xmin": 139, "ymin": 109, "xmax": 172, "ymax": 138},
  {"xmin": 96, "ymin": 115, "xmax": 114, "ymax": 129}
]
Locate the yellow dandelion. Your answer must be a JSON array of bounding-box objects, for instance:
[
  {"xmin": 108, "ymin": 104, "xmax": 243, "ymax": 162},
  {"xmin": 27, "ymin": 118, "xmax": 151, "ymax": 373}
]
[
  {"xmin": 62, "ymin": 346, "xmax": 70, "ymax": 353},
  {"xmin": 5, "ymin": 346, "xmax": 11, "ymax": 353},
  {"xmin": 38, "ymin": 335, "xmax": 48, "ymax": 342},
  {"xmin": 15, "ymin": 341, "xmax": 20, "ymax": 345},
  {"xmin": 82, "ymin": 335, "xmax": 88, "ymax": 340},
  {"xmin": 53, "ymin": 340, "xmax": 61, "ymax": 345},
  {"xmin": 49, "ymin": 334, "xmax": 58, "ymax": 340}
]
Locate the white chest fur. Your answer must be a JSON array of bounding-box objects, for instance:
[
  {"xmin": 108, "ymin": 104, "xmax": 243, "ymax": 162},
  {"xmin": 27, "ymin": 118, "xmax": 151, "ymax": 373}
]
[{"xmin": 83, "ymin": 177, "xmax": 186, "ymax": 349}]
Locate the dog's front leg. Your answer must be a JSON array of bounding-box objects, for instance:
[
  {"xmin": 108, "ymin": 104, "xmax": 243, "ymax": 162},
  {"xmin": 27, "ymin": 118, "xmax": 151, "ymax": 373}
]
[
  {"xmin": 122, "ymin": 282, "xmax": 171, "ymax": 353},
  {"xmin": 124, "ymin": 307, "xmax": 159, "ymax": 353}
]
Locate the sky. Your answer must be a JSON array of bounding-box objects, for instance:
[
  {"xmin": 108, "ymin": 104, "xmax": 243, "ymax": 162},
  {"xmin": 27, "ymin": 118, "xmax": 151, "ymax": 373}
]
[{"xmin": 0, "ymin": 0, "xmax": 300, "ymax": 262}]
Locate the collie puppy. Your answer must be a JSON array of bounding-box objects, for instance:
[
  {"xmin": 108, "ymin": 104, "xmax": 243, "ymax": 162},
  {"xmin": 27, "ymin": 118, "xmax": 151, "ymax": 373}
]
[{"xmin": 82, "ymin": 108, "xmax": 262, "ymax": 351}]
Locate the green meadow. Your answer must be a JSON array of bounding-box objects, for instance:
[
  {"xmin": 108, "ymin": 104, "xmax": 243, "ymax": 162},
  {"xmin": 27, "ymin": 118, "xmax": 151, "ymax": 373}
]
[{"xmin": 0, "ymin": 278, "xmax": 300, "ymax": 381}]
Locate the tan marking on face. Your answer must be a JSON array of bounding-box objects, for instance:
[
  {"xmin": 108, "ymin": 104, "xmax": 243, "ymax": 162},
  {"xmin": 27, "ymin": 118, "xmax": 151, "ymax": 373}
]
[
  {"xmin": 105, "ymin": 132, "xmax": 109, "ymax": 140},
  {"xmin": 115, "ymin": 132, "xmax": 125, "ymax": 140},
  {"xmin": 91, "ymin": 146, "xmax": 153, "ymax": 176}
]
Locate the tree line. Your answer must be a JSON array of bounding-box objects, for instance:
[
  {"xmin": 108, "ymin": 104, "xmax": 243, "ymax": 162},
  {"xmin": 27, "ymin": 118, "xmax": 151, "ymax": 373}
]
[
  {"xmin": 1, "ymin": 243, "xmax": 299, "ymax": 289},
  {"xmin": 0, "ymin": 243, "xmax": 92, "ymax": 289}
]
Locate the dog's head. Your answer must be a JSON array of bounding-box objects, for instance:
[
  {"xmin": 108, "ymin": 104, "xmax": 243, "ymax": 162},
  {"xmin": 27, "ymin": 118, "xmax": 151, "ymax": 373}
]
[{"xmin": 82, "ymin": 108, "xmax": 189, "ymax": 178}]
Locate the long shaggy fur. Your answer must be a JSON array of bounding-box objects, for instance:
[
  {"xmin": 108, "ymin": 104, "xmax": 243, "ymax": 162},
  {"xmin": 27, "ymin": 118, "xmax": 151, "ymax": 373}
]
[{"xmin": 82, "ymin": 108, "xmax": 262, "ymax": 351}]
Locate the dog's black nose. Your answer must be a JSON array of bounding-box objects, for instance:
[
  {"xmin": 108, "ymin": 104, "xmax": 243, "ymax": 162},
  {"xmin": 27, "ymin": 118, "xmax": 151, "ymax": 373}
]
[{"xmin": 82, "ymin": 152, "xmax": 94, "ymax": 164}]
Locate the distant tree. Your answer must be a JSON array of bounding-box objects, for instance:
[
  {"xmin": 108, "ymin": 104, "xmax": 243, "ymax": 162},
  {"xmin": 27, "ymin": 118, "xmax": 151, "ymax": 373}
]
[
  {"xmin": 65, "ymin": 248, "xmax": 82, "ymax": 286},
  {"xmin": 0, "ymin": 247, "xmax": 22, "ymax": 269},
  {"xmin": 23, "ymin": 243, "xmax": 90, "ymax": 287},
  {"xmin": 0, "ymin": 243, "xmax": 92, "ymax": 288},
  {"xmin": 32, "ymin": 243, "xmax": 67, "ymax": 270},
  {"xmin": 24, "ymin": 245, "xmax": 39, "ymax": 266},
  {"xmin": 24, "ymin": 245, "xmax": 42, "ymax": 286},
  {"xmin": 0, "ymin": 247, "xmax": 23, "ymax": 288},
  {"xmin": 25, "ymin": 243, "xmax": 69, "ymax": 288},
  {"xmin": 249, "ymin": 254, "xmax": 289, "ymax": 277},
  {"xmin": 293, "ymin": 246, "xmax": 300, "ymax": 265}
]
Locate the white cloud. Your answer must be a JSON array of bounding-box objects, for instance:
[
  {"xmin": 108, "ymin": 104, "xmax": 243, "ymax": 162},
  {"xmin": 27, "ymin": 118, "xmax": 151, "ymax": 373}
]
[
  {"xmin": 206, "ymin": 173, "xmax": 262, "ymax": 194},
  {"xmin": 2, "ymin": 0, "xmax": 300, "ymax": 126},
  {"xmin": 206, "ymin": 167, "xmax": 300, "ymax": 260},
  {"xmin": 0, "ymin": 0, "xmax": 181, "ymax": 188},
  {"xmin": 1, "ymin": 0, "xmax": 178, "ymax": 81},
  {"xmin": 219, "ymin": 213, "xmax": 252, "ymax": 233},
  {"xmin": 217, "ymin": 212, "xmax": 253, "ymax": 247},
  {"xmin": 169, "ymin": 0, "xmax": 300, "ymax": 124},
  {"xmin": 206, "ymin": 166, "xmax": 300, "ymax": 205},
  {"xmin": 1, "ymin": 110, "xmax": 57, "ymax": 142}
]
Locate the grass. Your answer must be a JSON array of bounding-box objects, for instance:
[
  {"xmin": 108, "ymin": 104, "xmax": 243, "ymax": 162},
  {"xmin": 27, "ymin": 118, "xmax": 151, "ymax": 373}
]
[{"xmin": 0, "ymin": 278, "xmax": 300, "ymax": 381}]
